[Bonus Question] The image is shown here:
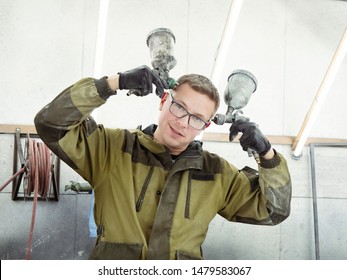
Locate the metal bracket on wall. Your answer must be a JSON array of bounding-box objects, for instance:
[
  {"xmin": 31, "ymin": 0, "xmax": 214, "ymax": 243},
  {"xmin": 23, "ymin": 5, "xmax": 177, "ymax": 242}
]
[
  {"xmin": 12, "ymin": 128, "xmax": 60, "ymax": 201},
  {"xmin": 309, "ymin": 142, "xmax": 347, "ymax": 260}
]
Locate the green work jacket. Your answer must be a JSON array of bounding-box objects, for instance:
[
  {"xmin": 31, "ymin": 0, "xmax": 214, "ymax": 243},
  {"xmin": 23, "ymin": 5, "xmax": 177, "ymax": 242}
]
[{"xmin": 34, "ymin": 77, "xmax": 292, "ymax": 260}]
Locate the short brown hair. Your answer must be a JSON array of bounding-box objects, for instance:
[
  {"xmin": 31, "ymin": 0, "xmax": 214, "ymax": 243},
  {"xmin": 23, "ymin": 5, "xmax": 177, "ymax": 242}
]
[{"xmin": 174, "ymin": 74, "xmax": 220, "ymax": 114}]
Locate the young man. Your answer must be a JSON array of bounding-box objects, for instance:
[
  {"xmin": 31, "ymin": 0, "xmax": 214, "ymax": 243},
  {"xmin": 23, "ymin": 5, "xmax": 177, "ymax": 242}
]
[{"xmin": 34, "ymin": 65, "xmax": 291, "ymax": 260}]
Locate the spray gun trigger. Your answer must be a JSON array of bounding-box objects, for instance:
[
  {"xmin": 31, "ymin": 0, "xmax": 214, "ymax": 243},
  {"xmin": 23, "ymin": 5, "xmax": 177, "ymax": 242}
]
[{"xmin": 247, "ymin": 148, "xmax": 260, "ymax": 164}]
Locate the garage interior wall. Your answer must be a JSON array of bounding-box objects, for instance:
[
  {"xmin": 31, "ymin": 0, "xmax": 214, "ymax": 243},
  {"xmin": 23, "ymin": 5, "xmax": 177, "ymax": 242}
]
[{"xmin": 0, "ymin": 0, "xmax": 347, "ymax": 260}]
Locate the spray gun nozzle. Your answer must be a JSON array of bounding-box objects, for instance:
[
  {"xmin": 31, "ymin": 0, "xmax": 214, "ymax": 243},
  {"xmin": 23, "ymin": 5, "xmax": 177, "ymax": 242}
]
[
  {"xmin": 212, "ymin": 113, "xmax": 234, "ymax": 125},
  {"xmin": 212, "ymin": 110, "xmax": 250, "ymax": 125}
]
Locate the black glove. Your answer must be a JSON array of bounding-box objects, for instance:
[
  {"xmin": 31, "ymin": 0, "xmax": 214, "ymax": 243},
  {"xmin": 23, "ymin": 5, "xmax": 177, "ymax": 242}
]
[
  {"xmin": 118, "ymin": 65, "xmax": 168, "ymax": 97},
  {"xmin": 229, "ymin": 119, "xmax": 271, "ymax": 156}
]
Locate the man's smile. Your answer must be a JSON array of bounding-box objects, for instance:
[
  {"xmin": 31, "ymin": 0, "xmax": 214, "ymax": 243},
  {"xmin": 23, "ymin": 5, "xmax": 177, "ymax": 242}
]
[{"xmin": 169, "ymin": 124, "xmax": 184, "ymax": 137}]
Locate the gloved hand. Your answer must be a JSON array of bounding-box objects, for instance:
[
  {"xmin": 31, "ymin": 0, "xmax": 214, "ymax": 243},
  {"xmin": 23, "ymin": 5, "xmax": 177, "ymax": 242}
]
[
  {"xmin": 118, "ymin": 65, "xmax": 168, "ymax": 97},
  {"xmin": 229, "ymin": 119, "xmax": 271, "ymax": 156}
]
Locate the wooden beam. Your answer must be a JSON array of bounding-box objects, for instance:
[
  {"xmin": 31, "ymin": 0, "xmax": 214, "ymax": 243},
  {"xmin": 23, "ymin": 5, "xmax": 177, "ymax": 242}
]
[
  {"xmin": 202, "ymin": 132, "xmax": 347, "ymax": 145},
  {"xmin": 292, "ymin": 27, "xmax": 347, "ymax": 156},
  {"xmin": 0, "ymin": 124, "xmax": 37, "ymax": 134},
  {"xmin": 210, "ymin": 0, "xmax": 243, "ymax": 84},
  {"xmin": 2, "ymin": 124, "xmax": 347, "ymax": 146}
]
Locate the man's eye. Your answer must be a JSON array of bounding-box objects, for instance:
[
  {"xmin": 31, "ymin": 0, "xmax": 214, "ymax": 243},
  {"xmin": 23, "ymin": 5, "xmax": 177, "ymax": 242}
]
[
  {"xmin": 191, "ymin": 115, "xmax": 204, "ymax": 124},
  {"xmin": 176, "ymin": 103, "xmax": 186, "ymax": 112}
]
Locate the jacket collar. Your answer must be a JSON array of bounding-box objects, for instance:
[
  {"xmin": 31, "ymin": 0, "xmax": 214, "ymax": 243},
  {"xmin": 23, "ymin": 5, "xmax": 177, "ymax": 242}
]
[
  {"xmin": 137, "ymin": 124, "xmax": 203, "ymax": 170},
  {"xmin": 141, "ymin": 124, "xmax": 203, "ymax": 156}
]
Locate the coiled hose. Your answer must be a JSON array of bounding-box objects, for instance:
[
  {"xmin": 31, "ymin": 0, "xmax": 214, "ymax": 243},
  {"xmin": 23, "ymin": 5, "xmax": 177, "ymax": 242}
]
[{"xmin": 0, "ymin": 137, "xmax": 52, "ymax": 259}]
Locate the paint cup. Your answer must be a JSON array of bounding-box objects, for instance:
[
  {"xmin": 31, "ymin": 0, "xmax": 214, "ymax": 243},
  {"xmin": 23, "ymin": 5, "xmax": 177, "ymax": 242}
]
[{"xmin": 146, "ymin": 28, "xmax": 177, "ymax": 71}]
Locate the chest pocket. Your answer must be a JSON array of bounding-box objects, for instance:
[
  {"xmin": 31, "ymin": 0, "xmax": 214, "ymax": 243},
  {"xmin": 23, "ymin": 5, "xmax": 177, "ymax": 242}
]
[{"xmin": 185, "ymin": 171, "xmax": 215, "ymax": 219}]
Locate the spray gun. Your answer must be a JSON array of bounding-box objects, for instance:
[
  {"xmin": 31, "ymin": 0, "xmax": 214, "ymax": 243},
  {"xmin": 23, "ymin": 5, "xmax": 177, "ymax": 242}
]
[
  {"xmin": 212, "ymin": 70, "xmax": 260, "ymax": 163},
  {"xmin": 127, "ymin": 28, "xmax": 177, "ymax": 96}
]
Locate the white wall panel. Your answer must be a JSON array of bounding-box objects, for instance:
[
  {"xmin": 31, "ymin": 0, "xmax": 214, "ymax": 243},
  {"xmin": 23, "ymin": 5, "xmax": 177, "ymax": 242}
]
[{"xmin": 0, "ymin": 0, "xmax": 98, "ymax": 125}]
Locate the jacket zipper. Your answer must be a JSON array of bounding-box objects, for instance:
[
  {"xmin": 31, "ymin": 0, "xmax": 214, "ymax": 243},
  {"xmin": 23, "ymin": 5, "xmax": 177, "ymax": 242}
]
[
  {"xmin": 185, "ymin": 172, "xmax": 192, "ymax": 219},
  {"xmin": 136, "ymin": 165, "xmax": 154, "ymax": 212}
]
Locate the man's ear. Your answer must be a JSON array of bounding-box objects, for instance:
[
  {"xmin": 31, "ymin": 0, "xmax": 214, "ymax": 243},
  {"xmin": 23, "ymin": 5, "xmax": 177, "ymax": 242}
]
[
  {"xmin": 159, "ymin": 91, "xmax": 168, "ymax": 110},
  {"xmin": 204, "ymin": 122, "xmax": 211, "ymax": 129}
]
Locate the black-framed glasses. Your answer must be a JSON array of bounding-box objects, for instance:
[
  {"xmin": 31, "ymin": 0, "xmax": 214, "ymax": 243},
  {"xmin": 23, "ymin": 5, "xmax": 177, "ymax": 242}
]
[{"xmin": 168, "ymin": 92, "xmax": 210, "ymax": 130}]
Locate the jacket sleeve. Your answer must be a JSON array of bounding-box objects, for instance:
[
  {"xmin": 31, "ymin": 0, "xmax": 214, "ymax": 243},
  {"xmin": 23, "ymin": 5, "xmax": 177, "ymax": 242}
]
[
  {"xmin": 34, "ymin": 77, "xmax": 119, "ymax": 183},
  {"xmin": 219, "ymin": 150, "xmax": 292, "ymax": 225}
]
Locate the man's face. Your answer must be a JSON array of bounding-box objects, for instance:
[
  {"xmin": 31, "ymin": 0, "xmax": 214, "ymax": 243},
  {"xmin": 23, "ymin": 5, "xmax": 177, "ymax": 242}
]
[{"xmin": 154, "ymin": 83, "xmax": 216, "ymax": 155}]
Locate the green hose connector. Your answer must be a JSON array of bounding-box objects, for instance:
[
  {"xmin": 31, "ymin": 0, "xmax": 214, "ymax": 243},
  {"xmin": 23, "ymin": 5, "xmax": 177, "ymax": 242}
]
[{"xmin": 168, "ymin": 78, "xmax": 177, "ymax": 89}]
